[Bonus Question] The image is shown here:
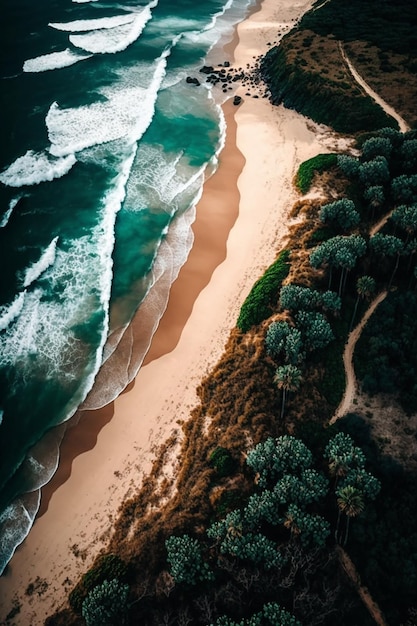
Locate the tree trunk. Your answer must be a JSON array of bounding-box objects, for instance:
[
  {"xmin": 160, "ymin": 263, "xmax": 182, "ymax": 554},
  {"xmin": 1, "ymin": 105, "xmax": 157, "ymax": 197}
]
[
  {"xmin": 343, "ymin": 515, "xmax": 350, "ymax": 547},
  {"xmin": 338, "ymin": 269, "xmax": 344, "ymax": 297},
  {"xmin": 280, "ymin": 388, "xmax": 286, "ymax": 420},
  {"xmin": 388, "ymin": 253, "xmax": 400, "ymax": 289},
  {"xmin": 335, "ymin": 508, "xmax": 342, "ymax": 543},
  {"xmin": 349, "ymin": 296, "xmax": 360, "ymax": 332}
]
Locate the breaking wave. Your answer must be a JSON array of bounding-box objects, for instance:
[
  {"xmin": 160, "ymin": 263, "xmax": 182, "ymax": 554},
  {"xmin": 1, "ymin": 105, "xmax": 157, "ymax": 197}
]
[
  {"xmin": 0, "ymin": 151, "xmax": 76, "ymax": 187},
  {"xmin": 69, "ymin": 5, "xmax": 155, "ymax": 55},
  {"xmin": 23, "ymin": 48, "xmax": 92, "ymax": 73}
]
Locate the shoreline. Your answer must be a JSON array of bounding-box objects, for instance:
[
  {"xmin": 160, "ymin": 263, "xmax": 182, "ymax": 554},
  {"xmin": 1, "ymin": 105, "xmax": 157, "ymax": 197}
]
[{"xmin": 0, "ymin": 0, "xmax": 333, "ymax": 622}]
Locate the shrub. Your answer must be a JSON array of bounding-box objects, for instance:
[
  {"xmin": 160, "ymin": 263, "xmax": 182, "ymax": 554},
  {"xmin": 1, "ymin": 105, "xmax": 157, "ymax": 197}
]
[
  {"xmin": 81, "ymin": 579, "xmax": 129, "ymax": 626},
  {"xmin": 69, "ymin": 554, "xmax": 129, "ymax": 615},
  {"xmin": 237, "ymin": 250, "xmax": 290, "ymax": 332},
  {"xmin": 209, "ymin": 447, "xmax": 236, "ymax": 478},
  {"xmin": 165, "ymin": 534, "xmax": 213, "ymax": 585},
  {"xmin": 295, "ymin": 153, "xmax": 338, "ymax": 194}
]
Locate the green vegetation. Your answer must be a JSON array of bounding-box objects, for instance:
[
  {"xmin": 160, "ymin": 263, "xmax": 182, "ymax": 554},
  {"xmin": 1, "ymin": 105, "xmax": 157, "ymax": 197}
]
[
  {"xmin": 261, "ymin": 34, "xmax": 397, "ymax": 133},
  {"xmin": 215, "ymin": 602, "xmax": 302, "ymax": 626},
  {"xmin": 43, "ymin": 11, "xmax": 417, "ymax": 625},
  {"xmin": 165, "ymin": 534, "xmax": 213, "ymax": 585},
  {"xmin": 209, "ymin": 446, "xmax": 237, "ymax": 478},
  {"xmin": 261, "ymin": 0, "xmax": 417, "ymax": 132},
  {"xmin": 236, "ymin": 249, "xmax": 290, "ymax": 332},
  {"xmin": 81, "ymin": 579, "xmax": 129, "ymax": 626},
  {"xmin": 355, "ymin": 291, "xmax": 417, "ymax": 414},
  {"xmin": 295, "ymin": 153, "xmax": 338, "ymax": 194},
  {"xmin": 68, "ymin": 554, "xmax": 129, "ymax": 615}
]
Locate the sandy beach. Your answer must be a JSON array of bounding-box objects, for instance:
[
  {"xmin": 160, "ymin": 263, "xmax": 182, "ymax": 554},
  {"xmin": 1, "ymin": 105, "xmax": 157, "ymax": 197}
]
[{"xmin": 0, "ymin": 0, "xmax": 346, "ymax": 621}]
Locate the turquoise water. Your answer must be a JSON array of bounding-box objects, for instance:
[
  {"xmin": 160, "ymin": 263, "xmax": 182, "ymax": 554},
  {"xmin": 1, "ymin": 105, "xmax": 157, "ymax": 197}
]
[{"xmin": 0, "ymin": 0, "xmax": 254, "ymax": 574}]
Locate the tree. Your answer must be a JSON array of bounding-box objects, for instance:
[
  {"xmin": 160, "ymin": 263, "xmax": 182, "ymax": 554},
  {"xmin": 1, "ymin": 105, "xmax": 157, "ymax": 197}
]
[
  {"xmin": 279, "ymin": 284, "xmax": 320, "ymax": 311},
  {"xmin": 295, "ymin": 310, "xmax": 334, "ymax": 352},
  {"xmin": 165, "ymin": 535, "xmax": 213, "ymax": 585},
  {"xmin": 320, "ymin": 290, "xmax": 342, "ymax": 315},
  {"xmin": 324, "ymin": 433, "xmax": 366, "ymax": 485},
  {"xmin": 265, "ymin": 321, "xmax": 303, "ymax": 365},
  {"xmin": 358, "ymin": 156, "xmax": 390, "ymax": 187},
  {"xmin": 391, "ymin": 204, "xmax": 417, "ymax": 242},
  {"xmin": 336, "ymin": 485, "xmax": 364, "ymax": 546},
  {"xmin": 207, "ymin": 508, "xmax": 285, "ymax": 569},
  {"xmin": 350, "ymin": 275, "xmax": 376, "ymax": 331},
  {"xmin": 310, "ymin": 235, "xmax": 366, "ymax": 295},
  {"xmin": 279, "ymin": 285, "xmax": 341, "ymax": 315},
  {"xmin": 274, "ymin": 364, "xmax": 302, "ymax": 419},
  {"xmin": 214, "ymin": 602, "xmax": 302, "ymax": 626},
  {"xmin": 361, "ymin": 136, "xmax": 393, "ymax": 161},
  {"xmin": 319, "ymin": 198, "xmax": 360, "ymax": 232},
  {"xmin": 337, "ymin": 154, "xmax": 360, "ymax": 178},
  {"xmin": 391, "ymin": 174, "xmax": 417, "ymax": 203},
  {"xmin": 81, "ymin": 579, "xmax": 129, "ymax": 626},
  {"xmin": 399, "ymin": 138, "xmax": 417, "ymax": 172},
  {"xmin": 218, "ymin": 531, "xmax": 285, "ymax": 569},
  {"xmin": 370, "ymin": 232, "xmax": 404, "ymax": 288},
  {"xmin": 340, "ymin": 467, "xmax": 381, "ymax": 501},
  {"xmin": 363, "ymin": 185, "xmax": 385, "ymax": 219},
  {"xmin": 246, "ymin": 435, "xmax": 313, "ymax": 488},
  {"xmin": 283, "ymin": 503, "xmax": 330, "ymax": 548}
]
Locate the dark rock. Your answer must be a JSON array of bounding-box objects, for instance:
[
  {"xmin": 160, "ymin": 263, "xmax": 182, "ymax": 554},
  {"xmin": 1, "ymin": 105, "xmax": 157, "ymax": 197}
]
[
  {"xmin": 200, "ymin": 65, "xmax": 214, "ymax": 74},
  {"xmin": 224, "ymin": 61, "xmax": 230, "ymax": 67},
  {"xmin": 233, "ymin": 95, "xmax": 242, "ymax": 106},
  {"xmin": 186, "ymin": 76, "xmax": 200, "ymax": 86}
]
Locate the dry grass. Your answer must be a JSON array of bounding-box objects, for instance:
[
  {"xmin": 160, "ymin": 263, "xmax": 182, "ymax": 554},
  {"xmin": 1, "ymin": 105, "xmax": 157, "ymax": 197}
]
[
  {"xmin": 284, "ymin": 30, "xmax": 363, "ymax": 97},
  {"xmin": 345, "ymin": 41, "xmax": 417, "ymax": 129},
  {"xmin": 352, "ymin": 390, "xmax": 417, "ymax": 470}
]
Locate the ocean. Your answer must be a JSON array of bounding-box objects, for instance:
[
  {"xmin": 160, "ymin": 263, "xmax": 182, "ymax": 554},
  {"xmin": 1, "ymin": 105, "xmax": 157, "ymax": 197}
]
[{"xmin": 0, "ymin": 0, "xmax": 255, "ymax": 574}]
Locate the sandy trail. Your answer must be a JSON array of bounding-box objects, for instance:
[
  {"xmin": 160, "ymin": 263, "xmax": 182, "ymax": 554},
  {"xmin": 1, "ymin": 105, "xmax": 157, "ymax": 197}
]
[
  {"xmin": 331, "ymin": 290, "xmax": 388, "ymax": 423},
  {"xmin": 337, "ymin": 547, "xmax": 388, "ymax": 626},
  {"xmin": 339, "ymin": 43, "xmax": 410, "ymax": 133}
]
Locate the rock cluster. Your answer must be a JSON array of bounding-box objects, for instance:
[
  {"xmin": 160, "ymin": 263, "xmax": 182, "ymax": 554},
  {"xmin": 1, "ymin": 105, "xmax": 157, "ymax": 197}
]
[{"xmin": 185, "ymin": 55, "xmax": 271, "ymax": 103}]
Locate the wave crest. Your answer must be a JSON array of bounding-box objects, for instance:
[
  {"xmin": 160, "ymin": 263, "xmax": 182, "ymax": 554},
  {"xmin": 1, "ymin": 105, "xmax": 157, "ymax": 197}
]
[
  {"xmin": 23, "ymin": 48, "xmax": 92, "ymax": 73},
  {"xmin": 49, "ymin": 13, "xmax": 137, "ymax": 33},
  {"xmin": 0, "ymin": 151, "xmax": 76, "ymax": 188},
  {"xmin": 69, "ymin": 6, "xmax": 155, "ymax": 55},
  {"xmin": 23, "ymin": 237, "xmax": 59, "ymax": 289},
  {"xmin": 0, "ymin": 291, "xmax": 26, "ymax": 332}
]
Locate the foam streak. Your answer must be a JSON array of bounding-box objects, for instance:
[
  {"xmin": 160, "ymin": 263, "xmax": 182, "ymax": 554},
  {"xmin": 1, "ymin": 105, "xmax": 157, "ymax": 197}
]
[
  {"xmin": 23, "ymin": 237, "xmax": 59, "ymax": 289},
  {"xmin": 23, "ymin": 49, "xmax": 92, "ymax": 73},
  {"xmin": 0, "ymin": 151, "xmax": 76, "ymax": 188}
]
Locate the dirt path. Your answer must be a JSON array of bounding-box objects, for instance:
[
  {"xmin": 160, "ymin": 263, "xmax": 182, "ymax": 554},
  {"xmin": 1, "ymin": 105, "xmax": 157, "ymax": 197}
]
[
  {"xmin": 330, "ymin": 290, "xmax": 388, "ymax": 424},
  {"xmin": 370, "ymin": 210, "xmax": 393, "ymax": 236},
  {"xmin": 331, "ymin": 291, "xmax": 389, "ymax": 625},
  {"xmin": 339, "ymin": 43, "xmax": 410, "ymax": 133},
  {"xmin": 336, "ymin": 547, "xmax": 389, "ymax": 626}
]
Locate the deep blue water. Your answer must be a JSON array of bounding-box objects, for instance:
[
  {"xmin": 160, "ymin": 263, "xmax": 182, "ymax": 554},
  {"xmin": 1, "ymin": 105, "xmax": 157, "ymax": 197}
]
[{"xmin": 0, "ymin": 0, "xmax": 254, "ymax": 574}]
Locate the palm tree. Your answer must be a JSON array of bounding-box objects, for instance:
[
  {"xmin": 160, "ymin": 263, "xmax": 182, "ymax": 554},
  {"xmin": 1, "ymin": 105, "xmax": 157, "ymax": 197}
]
[
  {"xmin": 274, "ymin": 365, "xmax": 302, "ymax": 419},
  {"xmin": 336, "ymin": 485, "xmax": 364, "ymax": 546},
  {"xmin": 350, "ymin": 275, "xmax": 376, "ymax": 331}
]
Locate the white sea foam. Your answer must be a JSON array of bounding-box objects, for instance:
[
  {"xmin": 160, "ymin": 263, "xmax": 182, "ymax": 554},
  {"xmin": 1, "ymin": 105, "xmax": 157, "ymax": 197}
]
[
  {"xmin": 46, "ymin": 48, "xmax": 169, "ymax": 156},
  {"xmin": 23, "ymin": 236, "xmax": 59, "ymax": 289},
  {"xmin": 69, "ymin": 5, "xmax": 154, "ymax": 54},
  {"xmin": 23, "ymin": 48, "xmax": 92, "ymax": 73},
  {"xmin": 0, "ymin": 291, "xmax": 26, "ymax": 331},
  {"xmin": 73, "ymin": 0, "xmax": 99, "ymax": 3},
  {"xmin": 0, "ymin": 150, "xmax": 76, "ymax": 187},
  {"xmin": 125, "ymin": 143, "xmax": 207, "ymax": 214},
  {"xmin": 0, "ymin": 196, "xmax": 20, "ymax": 227},
  {"xmin": 49, "ymin": 13, "xmax": 136, "ymax": 33},
  {"xmin": 0, "ymin": 142, "xmax": 136, "ymax": 390},
  {"xmin": 0, "ymin": 409, "xmax": 3, "ymax": 426},
  {"xmin": 0, "ymin": 491, "xmax": 41, "ymax": 576}
]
